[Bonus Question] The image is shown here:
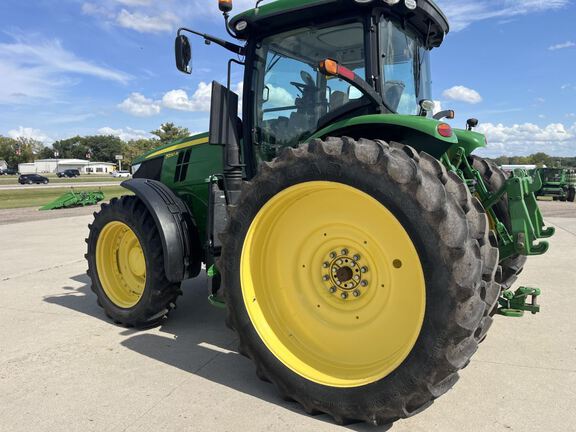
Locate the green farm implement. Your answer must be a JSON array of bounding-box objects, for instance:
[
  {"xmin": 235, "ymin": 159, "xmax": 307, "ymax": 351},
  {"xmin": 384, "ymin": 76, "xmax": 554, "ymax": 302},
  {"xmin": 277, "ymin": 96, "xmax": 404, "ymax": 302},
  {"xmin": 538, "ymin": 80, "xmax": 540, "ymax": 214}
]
[
  {"xmin": 535, "ymin": 168, "xmax": 576, "ymax": 202},
  {"xmin": 40, "ymin": 189, "xmax": 105, "ymax": 211},
  {"xmin": 85, "ymin": 0, "xmax": 553, "ymax": 426}
]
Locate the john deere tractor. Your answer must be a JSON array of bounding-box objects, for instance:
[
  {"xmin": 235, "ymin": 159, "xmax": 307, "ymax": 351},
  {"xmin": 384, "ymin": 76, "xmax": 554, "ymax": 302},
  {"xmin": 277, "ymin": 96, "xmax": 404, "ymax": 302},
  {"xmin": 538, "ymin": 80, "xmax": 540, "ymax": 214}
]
[
  {"xmin": 86, "ymin": 0, "xmax": 554, "ymax": 426},
  {"xmin": 535, "ymin": 168, "xmax": 576, "ymax": 202}
]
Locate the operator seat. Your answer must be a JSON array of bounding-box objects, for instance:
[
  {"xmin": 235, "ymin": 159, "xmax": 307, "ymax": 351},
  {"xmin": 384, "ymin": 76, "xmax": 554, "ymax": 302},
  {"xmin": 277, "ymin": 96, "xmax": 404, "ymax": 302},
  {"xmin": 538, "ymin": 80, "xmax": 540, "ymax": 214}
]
[{"xmin": 330, "ymin": 91, "xmax": 349, "ymax": 111}]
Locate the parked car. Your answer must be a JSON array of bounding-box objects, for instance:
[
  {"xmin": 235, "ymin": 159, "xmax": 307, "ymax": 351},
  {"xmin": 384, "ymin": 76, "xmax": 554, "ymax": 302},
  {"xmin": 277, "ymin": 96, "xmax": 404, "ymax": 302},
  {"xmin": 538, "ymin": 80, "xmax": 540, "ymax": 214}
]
[
  {"xmin": 18, "ymin": 174, "xmax": 49, "ymax": 185},
  {"xmin": 0, "ymin": 168, "xmax": 18, "ymax": 175},
  {"xmin": 56, "ymin": 169, "xmax": 81, "ymax": 178},
  {"xmin": 112, "ymin": 171, "xmax": 131, "ymax": 178}
]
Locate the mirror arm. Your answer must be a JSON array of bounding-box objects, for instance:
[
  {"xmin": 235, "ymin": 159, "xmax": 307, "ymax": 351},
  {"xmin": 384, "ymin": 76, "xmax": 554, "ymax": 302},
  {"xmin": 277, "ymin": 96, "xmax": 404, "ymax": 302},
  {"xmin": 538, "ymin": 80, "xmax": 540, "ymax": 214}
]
[
  {"xmin": 223, "ymin": 13, "xmax": 239, "ymax": 40},
  {"xmin": 178, "ymin": 27, "xmax": 245, "ymax": 56}
]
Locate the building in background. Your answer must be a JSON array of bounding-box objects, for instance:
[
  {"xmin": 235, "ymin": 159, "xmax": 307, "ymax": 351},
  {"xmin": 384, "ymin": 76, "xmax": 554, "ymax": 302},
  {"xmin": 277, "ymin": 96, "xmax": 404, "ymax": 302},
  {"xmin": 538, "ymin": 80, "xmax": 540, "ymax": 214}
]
[
  {"xmin": 84, "ymin": 162, "xmax": 117, "ymax": 174},
  {"xmin": 18, "ymin": 159, "xmax": 117, "ymax": 175}
]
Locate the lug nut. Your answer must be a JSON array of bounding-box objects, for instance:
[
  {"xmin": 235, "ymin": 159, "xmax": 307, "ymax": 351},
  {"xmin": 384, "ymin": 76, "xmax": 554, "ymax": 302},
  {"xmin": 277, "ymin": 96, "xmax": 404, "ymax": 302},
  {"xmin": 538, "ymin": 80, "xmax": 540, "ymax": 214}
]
[
  {"xmin": 353, "ymin": 290, "xmax": 361, "ymax": 297},
  {"xmin": 329, "ymin": 252, "xmax": 337, "ymax": 259},
  {"xmin": 323, "ymin": 262, "xmax": 329, "ymax": 268},
  {"xmin": 341, "ymin": 248, "xmax": 349, "ymax": 256},
  {"xmin": 353, "ymin": 254, "xmax": 361, "ymax": 261},
  {"xmin": 360, "ymin": 280, "xmax": 368, "ymax": 287},
  {"xmin": 323, "ymin": 275, "xmax": 330, "ymax": 281},
  {"xmin": 361, "ymin": 266, "xmax": 368, "ymax": 273},
  {"xmin": 329, "ymin": 286, "xmax": 337, "ymax": 294},
  {"xmin": 341, "ymin": 292, "xmax": 348, "ymax": 300},
  {"xmin": 354, "ymin": 275, "xmax": 360, "ymax": 281}
]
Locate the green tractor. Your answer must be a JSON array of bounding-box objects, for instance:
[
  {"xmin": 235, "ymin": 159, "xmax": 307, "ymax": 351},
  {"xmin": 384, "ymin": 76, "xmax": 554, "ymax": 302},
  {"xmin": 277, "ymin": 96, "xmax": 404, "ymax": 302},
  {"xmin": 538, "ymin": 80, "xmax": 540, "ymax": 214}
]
[
  {"xmin": 86, "ymin": 0, "xmax": 554, "ymax": 426},
  {"xmin": 535, "ymin": 168, "xmax": 576, "ymax": 202}
]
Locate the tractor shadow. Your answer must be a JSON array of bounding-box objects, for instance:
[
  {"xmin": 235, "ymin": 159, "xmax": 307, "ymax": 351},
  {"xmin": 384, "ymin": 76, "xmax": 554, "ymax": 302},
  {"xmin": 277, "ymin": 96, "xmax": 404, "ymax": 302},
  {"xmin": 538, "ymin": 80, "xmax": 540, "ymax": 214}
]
[{"xmin": 44, "ymin": 273, "xmax": 391, "ymax": 431}]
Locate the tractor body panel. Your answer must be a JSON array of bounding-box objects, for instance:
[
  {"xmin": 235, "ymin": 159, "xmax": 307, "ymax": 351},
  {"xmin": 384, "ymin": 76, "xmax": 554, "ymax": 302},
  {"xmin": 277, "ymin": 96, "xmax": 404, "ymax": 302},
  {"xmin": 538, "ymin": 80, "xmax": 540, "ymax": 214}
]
[
  {"xmin": 451, "ymin": 129, "xmax": 487, "ymax": 155},
  {"xmin": 133, "ymin": 132, "xmax": 222, "ymax": 241}
]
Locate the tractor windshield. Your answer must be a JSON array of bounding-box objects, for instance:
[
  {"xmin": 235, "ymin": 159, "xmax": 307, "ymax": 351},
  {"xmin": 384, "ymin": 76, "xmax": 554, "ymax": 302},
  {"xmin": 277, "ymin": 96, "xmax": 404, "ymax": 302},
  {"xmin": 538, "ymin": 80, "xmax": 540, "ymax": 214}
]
[
  {"xmin": 379, "ymin": 17, "xmax": 432, "ymax": 115},
  {"xmin": 252, "ymin": 17, "xmax": 432, "ymax": 157},
  {"xmin": 253, "ymin": 21, "xmax": 366, "ymax": 154}
]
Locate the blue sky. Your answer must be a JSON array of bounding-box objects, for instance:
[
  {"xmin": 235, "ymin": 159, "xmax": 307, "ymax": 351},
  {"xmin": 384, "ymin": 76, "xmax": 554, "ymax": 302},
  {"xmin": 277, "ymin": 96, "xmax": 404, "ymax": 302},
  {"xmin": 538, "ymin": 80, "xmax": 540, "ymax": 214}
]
[{"xmin": 0, "ymin": 0, "xmax": 575, "ymax": 157}]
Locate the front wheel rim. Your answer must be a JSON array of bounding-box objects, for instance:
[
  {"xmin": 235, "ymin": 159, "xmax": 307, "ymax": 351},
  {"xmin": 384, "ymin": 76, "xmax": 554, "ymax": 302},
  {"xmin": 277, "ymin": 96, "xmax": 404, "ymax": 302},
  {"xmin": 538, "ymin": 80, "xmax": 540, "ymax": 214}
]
[
  {"xmin": 95, "ymin": 221, "xmax": 146, "ymax": 309},
  {"xmin": 240, "ymin": 181, "xmax": 426, "ymax": 388}
]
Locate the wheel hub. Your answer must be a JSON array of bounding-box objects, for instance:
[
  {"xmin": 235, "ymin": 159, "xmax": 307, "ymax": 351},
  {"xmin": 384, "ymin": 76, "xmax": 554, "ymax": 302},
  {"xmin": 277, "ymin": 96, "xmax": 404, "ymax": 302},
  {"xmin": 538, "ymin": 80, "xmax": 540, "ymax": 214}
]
[{"xmin": 322, "ymin": 248, "xmax": 370, "ymax": 300}]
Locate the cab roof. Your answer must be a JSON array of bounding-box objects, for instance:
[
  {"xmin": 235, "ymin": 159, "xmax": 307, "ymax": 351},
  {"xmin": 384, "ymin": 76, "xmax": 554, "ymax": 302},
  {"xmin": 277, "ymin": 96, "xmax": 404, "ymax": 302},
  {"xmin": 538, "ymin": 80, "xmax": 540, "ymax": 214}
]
[{"xmin": 230, "ymin": 0, "xmax": 449, "ymax": 48}]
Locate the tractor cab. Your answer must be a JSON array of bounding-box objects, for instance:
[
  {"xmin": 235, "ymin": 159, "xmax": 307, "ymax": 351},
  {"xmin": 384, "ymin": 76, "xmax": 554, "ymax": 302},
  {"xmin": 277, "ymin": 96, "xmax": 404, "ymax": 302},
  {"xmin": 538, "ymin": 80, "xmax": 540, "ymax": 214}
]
[
  {"xmin": 229, "ymin": 0, "xmax": 449, "ymax": 161},
  {"xmin": 248, "ymin": 17, "xmax": 433, "ymax": 156}
]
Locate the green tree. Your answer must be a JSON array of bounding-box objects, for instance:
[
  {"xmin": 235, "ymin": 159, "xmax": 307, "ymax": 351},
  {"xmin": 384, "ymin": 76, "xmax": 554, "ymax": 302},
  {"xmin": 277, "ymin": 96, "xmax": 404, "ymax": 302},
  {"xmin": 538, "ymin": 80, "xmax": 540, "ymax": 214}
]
[
  {"xmin": 123, "ymin": 139, "xmax": 160, "ymax": 165},
  {"xmin": 51, "ymin": 135, "xmax": 124, "ymax": 162},
  {"xmin": 151, "ymin": 123, "xmax": 190, "ymax": 144},
  {"xmin": 82, "ymin": 135, "xmax": 124, "ymax": 163},
  {"xmin": 52, "ymin": 136, "xmax": 87, "ymax": 159},
  {"xmin": 0, "ymin": 136, "xmax": 45, "ymax": 167},
  {"xmin": 528, "ymin": 152, "xmax": 552, "ymax": 168}
]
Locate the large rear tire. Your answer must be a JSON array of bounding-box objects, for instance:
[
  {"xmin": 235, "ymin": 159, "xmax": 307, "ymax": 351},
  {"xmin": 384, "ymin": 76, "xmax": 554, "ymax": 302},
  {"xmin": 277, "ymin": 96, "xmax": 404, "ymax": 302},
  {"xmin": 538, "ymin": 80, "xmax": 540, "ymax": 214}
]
[
  {"xmin": 221, "ymin": 138, "xmax": 500, "ymax": 426},
  {"xmin": 86, "ymin": 196, "xmax": 182, "ymax": 327},
  {"xmin": 568, "ymin": 187, "xmax": 575, "ymax": 203},
  {"xmin": 471, "ymin": 156, "xmax": 527, "ymax": 291}
]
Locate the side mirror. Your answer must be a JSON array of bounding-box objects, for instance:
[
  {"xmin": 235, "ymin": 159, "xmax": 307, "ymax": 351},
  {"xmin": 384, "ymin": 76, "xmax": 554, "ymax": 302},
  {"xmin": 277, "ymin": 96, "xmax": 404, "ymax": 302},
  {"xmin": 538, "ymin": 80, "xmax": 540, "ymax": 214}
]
[
  {"xmin": 175, "ymin": 35, "xmax": 192, "ymax": 74},
  {"xmin": 467, "ymin": 118, "xmax": 479, "ymax": 130}
]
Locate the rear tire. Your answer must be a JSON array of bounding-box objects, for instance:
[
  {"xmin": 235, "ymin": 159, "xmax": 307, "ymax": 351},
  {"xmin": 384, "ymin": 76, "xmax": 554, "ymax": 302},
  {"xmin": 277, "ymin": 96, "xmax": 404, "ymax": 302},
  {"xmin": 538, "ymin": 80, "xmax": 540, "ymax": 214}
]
[
  {"xmin": 471, "ymin": 156, "xmax": 527, "ymax": 292},
  {"xmin": 221, "ymin": 138, "xmax": 499, "ymax": 426},
  {"xmin": 86, "ymin": 196, "xmax": 182, "ymax": 327},
  {"xmin": 567, "ymin": 188, "xmax": 575, "ymax": 203}
]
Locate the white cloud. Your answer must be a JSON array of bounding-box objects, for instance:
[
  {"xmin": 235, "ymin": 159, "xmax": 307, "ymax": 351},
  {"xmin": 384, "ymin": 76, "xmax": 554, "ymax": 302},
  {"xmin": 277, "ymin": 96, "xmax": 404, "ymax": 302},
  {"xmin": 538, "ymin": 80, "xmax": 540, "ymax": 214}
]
[
  {"xmin": 8, "ymin": 127, "xmax": 52, "ymax": 144},
  {"xmin": 476, "ymin": 121, "xmax": 576, "ymax": 157},
  {"xmin": 98, "ymin": 126, "xmax": 154, "ymax": 141},
  {"xmin": 442, "ymin": 86, "xmax": 483, "ymax": 104},
  {"xmin": 265, "ymin": 84, "xmax": 295, "ymax": 108},
  {"xmin": 0, "ymin": 35, "xmax": 131, "ymax": 104},
  {"xmin": 116, "ymin": 9, "xmax": 178, "ymax": 33},
  {"xmin": 437, "ymin": 0, "xmax": 569, "ymax": 32},
  {"xmin": 549, "ymin": 41, "xmax": 576, "ymax": 51},
  {"xmin": 433, "ymin": 100, "xmax": 443, "ymax": 114},
  {"xmin": 162, "ymin": 82, "xmax": 243, "ymax": 112},
  {"xmin": 116, "ymin": 0, "xmax": 153, "ymax": 6},
  {"xmin": 162, "ymin": 84, "xmax": 212, "ymax": 112},
  {"xmin": 82, "ymin": 0, "xmax": 256, "ymax": 34},
  {"xmin": 118, "ymin": 92, "xmax": 161, "ymax": 117}
]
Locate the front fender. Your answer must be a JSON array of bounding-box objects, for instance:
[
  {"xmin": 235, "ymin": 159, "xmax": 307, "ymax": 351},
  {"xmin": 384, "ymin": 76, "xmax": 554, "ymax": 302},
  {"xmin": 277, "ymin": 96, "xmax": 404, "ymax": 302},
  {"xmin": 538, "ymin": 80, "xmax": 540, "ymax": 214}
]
[
  {"xmin": 121, "ymin": 179, "xmax": 202, "ymax": 283},
  {"xmin": 309, "ymin": 114, "xmax": 458, "ymax": 159},
  {"xmin": 453, "ymin": 129, "xmax": 487, "ymax": 156}
]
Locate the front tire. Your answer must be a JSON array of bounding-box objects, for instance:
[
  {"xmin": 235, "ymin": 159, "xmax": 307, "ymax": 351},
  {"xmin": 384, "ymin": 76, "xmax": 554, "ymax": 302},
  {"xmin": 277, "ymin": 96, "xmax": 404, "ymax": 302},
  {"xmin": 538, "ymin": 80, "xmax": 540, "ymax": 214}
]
[
  {"xmin": 221, "ymin": 138, "xmax": 499, "ymax": 425},
  {"xmin": 86, "ymin": 196, "xmax": 182, "ymax": 327}
]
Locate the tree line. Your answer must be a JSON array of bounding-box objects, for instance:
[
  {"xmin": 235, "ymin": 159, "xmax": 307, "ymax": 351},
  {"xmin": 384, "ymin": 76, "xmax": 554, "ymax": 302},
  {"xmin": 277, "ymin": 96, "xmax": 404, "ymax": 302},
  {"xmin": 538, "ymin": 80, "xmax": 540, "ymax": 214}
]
[
  {"xmin": 0, "ymin": 123, "xmax": 191, "ymax": 168},
  {"xmin": 491, "ymin": 153, "xmax": 576, "ymax": 168},
  {"xmin": 2, "ymin": 125, "xmax": 574, "ymax": 170}
]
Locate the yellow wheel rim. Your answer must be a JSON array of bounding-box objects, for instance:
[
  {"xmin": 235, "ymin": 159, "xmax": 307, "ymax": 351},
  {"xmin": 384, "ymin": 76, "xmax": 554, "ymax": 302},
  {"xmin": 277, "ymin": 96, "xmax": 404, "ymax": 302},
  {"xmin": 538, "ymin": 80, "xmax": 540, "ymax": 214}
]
[
  {"xmin": 96, "ymin": 221, "xmax": 146, "ymax": 309},
  {"xmin": 241, "ymin": 181, "xmax": 426, "ymax": 388}
]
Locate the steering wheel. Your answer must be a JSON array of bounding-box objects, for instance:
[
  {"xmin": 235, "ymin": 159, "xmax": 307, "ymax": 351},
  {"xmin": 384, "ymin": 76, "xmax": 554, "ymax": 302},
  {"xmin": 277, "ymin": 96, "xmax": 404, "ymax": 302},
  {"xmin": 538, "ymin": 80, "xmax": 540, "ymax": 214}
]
[{"xmin": 290, "ymin": 70, "xmax": 316, "ymax": 92}]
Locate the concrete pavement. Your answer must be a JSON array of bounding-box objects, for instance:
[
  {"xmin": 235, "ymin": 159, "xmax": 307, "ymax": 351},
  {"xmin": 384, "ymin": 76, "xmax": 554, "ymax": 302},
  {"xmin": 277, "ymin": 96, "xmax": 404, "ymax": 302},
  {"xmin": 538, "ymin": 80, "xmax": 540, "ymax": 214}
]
[{"xmin": 0, "ymin": 208, "xmax": 574, "ymax": 431}]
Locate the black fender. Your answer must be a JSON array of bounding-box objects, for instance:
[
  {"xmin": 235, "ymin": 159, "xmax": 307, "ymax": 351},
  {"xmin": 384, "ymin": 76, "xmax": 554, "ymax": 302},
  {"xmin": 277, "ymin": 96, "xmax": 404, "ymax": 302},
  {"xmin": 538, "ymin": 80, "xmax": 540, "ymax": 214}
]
[{"xmin": 121, "ymin": 179, "xmax": 202, "ymax": 283}]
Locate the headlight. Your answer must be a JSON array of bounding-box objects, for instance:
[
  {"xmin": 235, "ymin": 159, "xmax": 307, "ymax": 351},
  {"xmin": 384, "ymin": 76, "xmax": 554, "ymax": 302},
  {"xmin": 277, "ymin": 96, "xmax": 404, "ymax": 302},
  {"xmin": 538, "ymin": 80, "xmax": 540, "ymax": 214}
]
[
  {"xmin": 235, "ymin": 20, "xmax": 248, "ymax": 32},
  {"xmin": 131, "ymin": 164, "xmax": 141, "ymax": 175}
]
